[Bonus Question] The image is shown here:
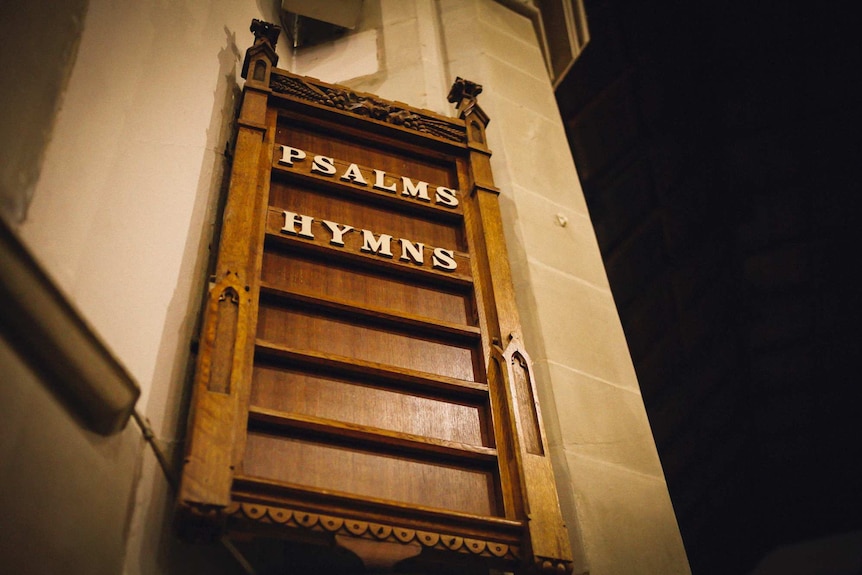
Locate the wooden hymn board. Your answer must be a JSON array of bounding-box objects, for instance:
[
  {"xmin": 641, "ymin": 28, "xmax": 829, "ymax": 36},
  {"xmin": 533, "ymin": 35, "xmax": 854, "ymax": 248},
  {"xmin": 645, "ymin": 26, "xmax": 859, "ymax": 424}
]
[{"xmin": 177, "ymin": 20, "xmax": 573, "ymax": 574}]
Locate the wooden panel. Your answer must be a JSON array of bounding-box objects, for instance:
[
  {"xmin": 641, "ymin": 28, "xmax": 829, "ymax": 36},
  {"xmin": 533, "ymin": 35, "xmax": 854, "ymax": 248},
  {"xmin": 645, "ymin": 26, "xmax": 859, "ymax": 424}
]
[
  {"xmin": 276, "ymin": 121, "xmax": 456, "ymax": 190},
  {"xmin": 250, "ymin": 364, "xmax": 489, "ymax": 445},
  {"xmin": 244, "ymin": 431, "xmax": 500, "ymax": 516},
  {"xmin": 255, "ymin": 341, "xmax": 489, "ymax": 398},
  {"xmin": 256, "ymin": 301, "xmax": 480, "ymax": 382},
  {"xmin": 179, "ymin": 33, "xmax": 573, "ymax": 573},
  {"xmin": 269, "ymin": 180, "xmax": 465, "ymax": 251},
  {"xmin": 265, "ymin": 209, "xmax": 472, "ymax": 287},
  {"xmin": 261, "ymin": 250, "xmax": 474, "ymax": 326}
]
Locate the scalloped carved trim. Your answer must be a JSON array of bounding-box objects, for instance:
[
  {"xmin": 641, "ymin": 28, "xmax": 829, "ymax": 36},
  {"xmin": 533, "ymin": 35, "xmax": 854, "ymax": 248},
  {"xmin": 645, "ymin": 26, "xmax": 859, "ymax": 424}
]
[
  {"xmin": 533, "ymin": 555, "xmax": 575, "ymax": 574},
  {"xmin": 226, "ymin": 502, "xmax": 519, "ymax": 561},
  {"xmin": 270, "ymin": 72, "xmax": 467, "ymax": 144}
]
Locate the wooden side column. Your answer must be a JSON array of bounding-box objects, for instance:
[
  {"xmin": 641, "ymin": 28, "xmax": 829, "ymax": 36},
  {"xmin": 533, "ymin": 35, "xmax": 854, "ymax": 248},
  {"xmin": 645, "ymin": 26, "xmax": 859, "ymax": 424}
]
[
  {"xmin": 449, "ymin": 78, "xmax": 574, "ymax": 574},
  {"xmin": 176, "ymin": 20, "xmax": 279, "ymax": 540}
]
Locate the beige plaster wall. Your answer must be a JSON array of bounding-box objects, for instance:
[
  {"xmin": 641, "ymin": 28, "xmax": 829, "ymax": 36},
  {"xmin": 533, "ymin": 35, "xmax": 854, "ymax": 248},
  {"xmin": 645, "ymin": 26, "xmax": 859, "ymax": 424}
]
[
  {"xmin": 0, "ymin": 0, "xmax": 88, "ymax": 222},
  {"xmin": 6, "ymin": 1, "xmax": 287, "ymax": 573}
]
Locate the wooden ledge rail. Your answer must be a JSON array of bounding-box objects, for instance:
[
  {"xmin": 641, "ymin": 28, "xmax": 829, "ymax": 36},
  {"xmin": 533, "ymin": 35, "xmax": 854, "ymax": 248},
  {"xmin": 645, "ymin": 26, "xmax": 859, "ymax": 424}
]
[
  {"xmin": 0, "ymin": 217, "xmax": 139, "ymax": 435},
  {"xmin": 247, "ymin": 407, "xmax": 497, "ymax": 467},
  {"xmin": 259, "ymin": 281, "xmax": 481, "ymax": 344},
  {"xmin": 254, "ymin": 340, "xmax": 489, "ymax": 399},
  {"xmin": 231, "ymin": 475, "xmax": 523, "ymax": 537},
  {"xmin": 264, "ymin": 222, "xmax": 474, "ymax": 289},
  {"xmin": 270, "ymin": 166, "xmax": 465, "ymax": 224}
]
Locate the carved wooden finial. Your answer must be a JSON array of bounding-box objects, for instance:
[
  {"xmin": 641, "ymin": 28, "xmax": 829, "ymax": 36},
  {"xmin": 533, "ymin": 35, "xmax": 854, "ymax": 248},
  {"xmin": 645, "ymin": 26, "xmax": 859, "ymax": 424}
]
[
  {"xmin": 447, "ymin": 77, "xmax": 483, "ymax": 105},
  {"xmin": 242, "ymin": 19, "xmax": 280, "ymax": 80},
  {"xmin": 250, "ymin": 19, "xmax": 280, "ymax": 48},
  {"xmin": 448, "ymin": 77, "xmax": 490, "ymax": 141}
]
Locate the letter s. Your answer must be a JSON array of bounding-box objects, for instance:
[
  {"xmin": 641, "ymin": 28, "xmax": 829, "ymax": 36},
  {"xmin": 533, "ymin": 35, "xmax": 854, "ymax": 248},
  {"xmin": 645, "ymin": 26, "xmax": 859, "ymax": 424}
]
[
  {"xmin": 432, "ymin": 247, "xmax": 457, "ymax": 271},
  {"xmin": 435, "ymin": 186, "xmax": 459, "ymax": 208},
  {"xmin": 312, "ymin": 155, "xmax": 337, "ymax": 175}
]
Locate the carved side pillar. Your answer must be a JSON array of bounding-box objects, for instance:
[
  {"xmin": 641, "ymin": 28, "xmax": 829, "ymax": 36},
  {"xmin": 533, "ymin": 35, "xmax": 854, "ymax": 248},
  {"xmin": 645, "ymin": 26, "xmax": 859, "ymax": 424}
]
[
  {"xmin": 449, "ymin": 78, "xmax": 574, "ymax": 574},
  {"xmin": 176, "ymin": 20, "xmax": 279, "ymax": 539}
]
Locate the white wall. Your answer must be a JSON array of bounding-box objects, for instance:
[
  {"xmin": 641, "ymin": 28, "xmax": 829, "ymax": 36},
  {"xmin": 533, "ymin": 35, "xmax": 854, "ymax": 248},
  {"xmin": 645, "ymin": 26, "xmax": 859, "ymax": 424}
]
[
  {"xmin": 9, "ymin": 1, "xmax": 288, "ymax": 573},
  {"xmin": 0, "ymin": 0, "xmax": 87, "ymax": 221}
]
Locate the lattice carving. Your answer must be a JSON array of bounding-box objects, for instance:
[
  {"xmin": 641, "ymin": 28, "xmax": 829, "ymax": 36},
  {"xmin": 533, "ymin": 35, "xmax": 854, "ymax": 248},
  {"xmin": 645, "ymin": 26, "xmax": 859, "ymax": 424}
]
[
  {"xmin": 226, "ymin": 502, "xmax": 519, "ymax": 561},
  {"xmin": 270, "ymin": 72, "xmax": 467, "ymax": 143}
]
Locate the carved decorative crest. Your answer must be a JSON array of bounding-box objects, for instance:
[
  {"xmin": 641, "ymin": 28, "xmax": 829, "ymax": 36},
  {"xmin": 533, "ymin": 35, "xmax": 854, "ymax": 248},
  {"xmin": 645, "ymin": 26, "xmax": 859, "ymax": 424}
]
[{"xmin": 270, "ymin": 72, "xmax": 467, "ymax": 143}]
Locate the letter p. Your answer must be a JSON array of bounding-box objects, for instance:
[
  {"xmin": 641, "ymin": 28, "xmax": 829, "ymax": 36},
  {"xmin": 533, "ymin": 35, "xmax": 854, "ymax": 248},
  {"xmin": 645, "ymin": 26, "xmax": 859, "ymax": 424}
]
[{"xmin": 278, "ymin": 145, "xmax": 307, "ymax": 166}]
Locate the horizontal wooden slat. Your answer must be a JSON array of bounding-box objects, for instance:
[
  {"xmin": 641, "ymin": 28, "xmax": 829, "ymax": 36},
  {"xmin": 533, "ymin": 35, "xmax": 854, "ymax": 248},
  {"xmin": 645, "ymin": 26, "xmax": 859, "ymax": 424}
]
[
  {"xmin": 259, "ymin": 281, "xmax": 481, "ymax": 344},
  {"xmin": 255, "ymin": 339, "xmax": 489, "ymax": 399},
  {"xmin": 261, "ymin": 249, "xmax": 474, "ymax": 326},
  {"xmin": 251, "ymin": 363, "xmax": 489, "ymax": 445},
  {"xmin": 248, "ymin": 406, "xmax": 497, "ymax": 466},
  {"xmin": 272, "ymin": 163, "xmax": 464, "ymax": 222},
  {"xmin": 258, "ymin": 304, "xmax": 479, "ymax": 381},
  {"xmin": 265, "ymin": 210, "xmax": 473, "ymax": 288},
  {"xmin": 244, "ymin": 431, "xmax": 500, "ymax": 516},
  {"xmin": 231, "ymin": 475, "xmax": 522, "ymax": 540}
]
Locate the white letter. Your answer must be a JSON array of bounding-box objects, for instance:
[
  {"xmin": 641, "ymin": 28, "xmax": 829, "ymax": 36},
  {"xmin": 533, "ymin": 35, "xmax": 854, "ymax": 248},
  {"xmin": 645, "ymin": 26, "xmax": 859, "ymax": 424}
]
[
  {"xmin": 432, "ymin": 247, "xmax": 457, "ymax": 271},
  {"xmin": 321, "ymin": 220, "xmax": 354, "ymax": 246},
  {"xmin": 340, "ymin": 163, "xmax": 368, "ymax": 186},
  {"xmin": 401, "ymin": 178, "xmax": 430, "ymax": 202},
  {"xmin": 281, "ymin": 211, "xmax": 314, "ymax": 239},
  {"xmin": 360, "ymin": 230, "xmax": 393, "ymax": 257},
  {"xmin": 312, "ymin": 155, "xmax": 336, "ymax": 175},
  {"xmin": 373, "ymin": 169, "xmax": 397, "ymax": 192},
  {"xmin": 435, "ymin": 186, "xmax": 459, "ymax": 208},
  {"xmin": 399, "ymin": 239, "xmax": 425, "ymax": 264},
  {"xmin": 278, "ymin": 146, "xmax": 307, "ymax": 166}
]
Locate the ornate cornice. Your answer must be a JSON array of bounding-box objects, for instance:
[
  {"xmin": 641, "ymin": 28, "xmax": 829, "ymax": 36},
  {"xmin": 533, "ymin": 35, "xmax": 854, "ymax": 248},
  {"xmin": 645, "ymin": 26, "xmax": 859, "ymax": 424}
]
[
  {"xmin": 226, "ymin": 502, "xmax": 519, "ymax": 562},
  {"xmin": 269, "ymin": 72, "xmax": 467, "ymax": 144}
]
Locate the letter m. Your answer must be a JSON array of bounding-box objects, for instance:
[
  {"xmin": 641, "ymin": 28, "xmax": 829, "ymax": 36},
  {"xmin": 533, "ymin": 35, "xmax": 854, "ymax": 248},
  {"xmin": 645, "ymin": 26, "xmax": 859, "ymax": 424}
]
[{"xmin": 360, "ymin": 230, "xmax": 393, "ymax": 258}]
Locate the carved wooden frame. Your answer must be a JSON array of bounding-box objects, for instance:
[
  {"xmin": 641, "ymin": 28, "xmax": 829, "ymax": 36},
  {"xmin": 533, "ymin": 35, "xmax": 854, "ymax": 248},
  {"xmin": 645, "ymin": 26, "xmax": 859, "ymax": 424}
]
[{"xmin": 176, "ymin": 20, "xmax": 573, "ymax": 574}]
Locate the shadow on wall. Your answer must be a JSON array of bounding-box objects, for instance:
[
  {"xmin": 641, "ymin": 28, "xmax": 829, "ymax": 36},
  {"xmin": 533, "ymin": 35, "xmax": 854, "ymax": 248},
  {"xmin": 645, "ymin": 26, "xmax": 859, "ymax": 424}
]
[{"xmin": 0, "ymin": 0, "xmax": 88, "ymax": 222}]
